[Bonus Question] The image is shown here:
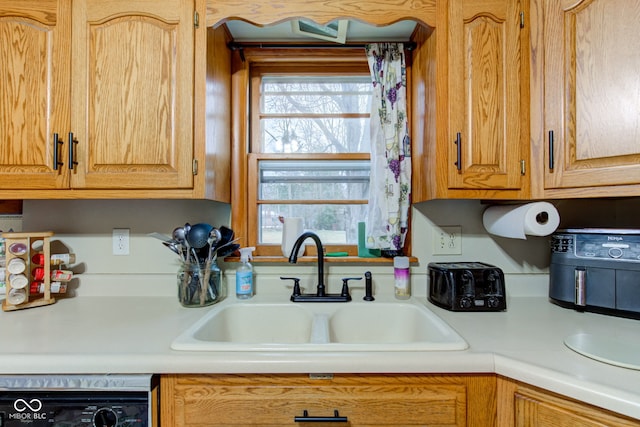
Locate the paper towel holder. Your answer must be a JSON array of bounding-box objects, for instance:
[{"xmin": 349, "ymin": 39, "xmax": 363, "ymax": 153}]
[{"xmin": 536, "ymin": 211, "xmax": 549, "ymax": 225}]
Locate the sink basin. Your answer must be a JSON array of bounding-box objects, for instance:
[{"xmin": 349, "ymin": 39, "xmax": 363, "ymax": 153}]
[
  {"xmin": 171, "ymin": 301, "xmax": 468, "ymax": 352},
  {"xmin": 329, "ymin": 303, "xmax": 465, "ymax": 350},
  {"xmin": 192, "ymin": 304, "xmax": 313, "ymax": 344}
]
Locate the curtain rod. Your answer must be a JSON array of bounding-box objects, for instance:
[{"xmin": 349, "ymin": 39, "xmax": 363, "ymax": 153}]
[
  {"xmin": 228, "ymin": 41, "xmax": 416, "ymax": 50},
  {"xmin": 228, "ymin": 41, "xmax": 416, "ymax": 62}
]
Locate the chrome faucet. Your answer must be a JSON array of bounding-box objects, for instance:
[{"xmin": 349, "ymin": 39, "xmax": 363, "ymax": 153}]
[{"xmin": 285, "ymin": 231, "xmax": 352, "ymax": 302}]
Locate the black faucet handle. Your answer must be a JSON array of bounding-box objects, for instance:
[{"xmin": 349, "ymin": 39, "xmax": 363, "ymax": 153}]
[
  {"xmin": 281, "ymin": 276, "xmax": 302, "ymax": 297},
  {"xmin": 341, "ymin": 277, "xmax": 362, "ymax": 297}
]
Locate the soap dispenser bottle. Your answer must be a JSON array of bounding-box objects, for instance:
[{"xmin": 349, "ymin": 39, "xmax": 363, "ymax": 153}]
[{"xmin": 236, "ymin": 247, "xmax": 255, "ymax": 299}]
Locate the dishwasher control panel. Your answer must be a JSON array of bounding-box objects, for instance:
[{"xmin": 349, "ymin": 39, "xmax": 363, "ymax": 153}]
[{"xmin": 0, "ymin": 391, "xmax": 150, "ymax": 426}]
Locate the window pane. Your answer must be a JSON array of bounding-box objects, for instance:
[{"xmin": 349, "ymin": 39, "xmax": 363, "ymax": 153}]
[
  {"xmin": 260, "ymin": 204, "xmax": 367, "ymax": 245},
  {"xmin": 262, "ymin": 76, "xmax": 371, "ymax": 115},
  {"xmin": 259, "ymin": 75, "xmax": 372, "ymax": 154},
  {"xmin": 259, "ymin": 160, "xmax": 370, "ymax": 201},
  {"xmin": 261, "ymin": 117, "xmax": 370, "ymax": 153}
]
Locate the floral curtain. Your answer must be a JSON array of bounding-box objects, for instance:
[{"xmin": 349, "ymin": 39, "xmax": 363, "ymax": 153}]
[{"xmin": 365, "ymin": 43, "xmax": 411, "ymax": 252}]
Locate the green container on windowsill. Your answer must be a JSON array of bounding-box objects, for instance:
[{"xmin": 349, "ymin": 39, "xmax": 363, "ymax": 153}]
[{"xmin": 357, "ymin": 222, "xmax": 381, "ymax": 258}]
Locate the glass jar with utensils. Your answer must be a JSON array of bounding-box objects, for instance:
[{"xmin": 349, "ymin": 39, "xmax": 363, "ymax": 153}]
[
  {"xmin": 177, "ymin": 260, "xmax": 225, "ymax": 307},
  {"xmin": 152, "ymin": 223, "xmax": 238, "ymax": 307}
]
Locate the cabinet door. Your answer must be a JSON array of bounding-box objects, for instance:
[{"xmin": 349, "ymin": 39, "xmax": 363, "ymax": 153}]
[
  {"xmin": 544, "ymin": 0, "xmax": 640, "ymax": 190},
  {"xmin": 514, "ymin": 394, "xmax": 638, "ymax": 427},
  {"xmin": 498, "ymin": 377, "xmax": 639, "ymax": 427},
  {"xmin": 70, "ymin": 0, "xmax": 194, "ymax": 189},
  {"xmin": 447, "ymin": 0, "xmax": 528, "ymax": 191},
  {"xmin": 0, "ymin": 0, "xmax": 71, "ymax": 189},
  {"xmin": 160, "ymin": 374, "xmax": 496, "ymax": 426}
]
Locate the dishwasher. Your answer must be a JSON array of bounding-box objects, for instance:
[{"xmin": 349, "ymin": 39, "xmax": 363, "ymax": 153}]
[{"xmin": 0, "ymin": 374, "xmax": 157, "ymax": 427}]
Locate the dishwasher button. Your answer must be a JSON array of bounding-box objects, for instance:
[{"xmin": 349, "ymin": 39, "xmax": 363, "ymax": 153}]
[{"xmin": 93, "ymin": 408, "xmax": 117, "ymax": 427}]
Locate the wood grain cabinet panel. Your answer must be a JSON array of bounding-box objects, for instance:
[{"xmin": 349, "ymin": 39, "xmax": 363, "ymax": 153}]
[
  {"xmin": 497, "ymin": 377, "xmax": 640, "ymax": 427},
  {"xmin": 543, "ymin": 0, "xmax": 640, "ymax": 194},
  {"xmin": 447, "ymin": 0, "xmax": 528, "ymax": 193},
  {"xmin": 0, "ymin": 0, "xmax": 71, "ymax": 189},
  {"xmin": 71, "ymin": 0, "xmax": 195, "ymax": 189},
  {"xmin": 0, "ymin": 0, "xmax": 197, "ymax": 192},
  {"xmin": 161, "ymin": 374, "xmax": 496, "ymax": 427},
  {"xmin": 413, "ymin": 0, "xmax": 530, "ymax": 201}
]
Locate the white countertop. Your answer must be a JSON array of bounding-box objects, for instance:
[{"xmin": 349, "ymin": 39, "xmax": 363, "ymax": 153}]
[{"xmin": 1, "ymin": 291, "xmax": 639, "ymax": 420}]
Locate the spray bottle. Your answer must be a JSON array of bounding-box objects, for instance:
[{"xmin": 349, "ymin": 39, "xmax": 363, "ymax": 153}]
[{"xmin": 236, "ymin": 247, "xmax": 255, "ymax": 299}]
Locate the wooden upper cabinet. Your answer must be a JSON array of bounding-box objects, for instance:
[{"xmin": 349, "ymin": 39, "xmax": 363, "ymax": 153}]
[
  {"xmin": 445, "ymin": 0, "xmax": 529, "ymax": 195},
  {"xmin": 71, "ymin": 0, "xmax": 195, "ymax": 189},
  {"xmin": 543, "ymin": 0, "xmax": 640, "ymax": 193},
  {"xmin": 0, "ymin": 0, "xmax": 71, "ymax": 189},
  {"xmin": 413, "ymin": 0, "xmax": 530, "ymax": 201},
  {"xmin": 0, "ymin": 0, "xmax": 197, "ymax": 193}
]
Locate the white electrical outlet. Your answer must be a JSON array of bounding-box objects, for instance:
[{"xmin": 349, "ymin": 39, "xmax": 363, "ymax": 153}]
[
  {"xmin": 112, "ymin": 228, "xmax": 130, "ymax": 255},
  {"xmin": 433, "ymin": 225, "xmax": 462, "ymax": 255}
]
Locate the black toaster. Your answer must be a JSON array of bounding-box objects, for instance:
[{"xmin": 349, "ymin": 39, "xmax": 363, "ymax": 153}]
[{"xmin": 428, "ymin": 262, "xmax": 506, "ymax": 311}]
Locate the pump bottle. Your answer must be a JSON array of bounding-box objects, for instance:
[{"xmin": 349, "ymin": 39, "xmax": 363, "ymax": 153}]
[
  {"xmin": 394, "ymin": 256, "xmax": 410, "ymax": 299},
  {"xmin": 236, "ymin": 247, "xmax": 255, "ymax": 299}
]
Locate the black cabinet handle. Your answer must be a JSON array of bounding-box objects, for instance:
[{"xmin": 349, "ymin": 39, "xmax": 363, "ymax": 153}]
[
  {"xmin": 294, "ymin": 410, "xmax": 348, "ymax": 423},
  {"xmin": 68, "ymin": 132, "xmax": 78, "ymax": 169},
  {"xmin": 454, "ymin": 132, "xmax": 462, "ymax": 171},
  {"xmin": 548, "ymin": 130, "xmax": 554, "ymax": 170},
  {"xmin": 53, "ymin": 133, "xmax": 64, "ymax": 170}
]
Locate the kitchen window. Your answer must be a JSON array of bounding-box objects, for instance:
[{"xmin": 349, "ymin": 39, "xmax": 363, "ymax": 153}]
[
  {"xmin": 249, "ymin": 64, "xmax": 371, "ymax": 257},
  {"xmin": 231, "ymin": 50, "xmax": 411, "ymax": 259}
]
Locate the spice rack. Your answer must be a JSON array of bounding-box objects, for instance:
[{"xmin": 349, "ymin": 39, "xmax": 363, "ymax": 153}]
[{"xmin": 2, "ymin": 231, "xmax": 55, "ymax": 312}]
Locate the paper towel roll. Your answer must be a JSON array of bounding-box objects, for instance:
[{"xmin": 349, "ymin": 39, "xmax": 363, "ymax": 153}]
[
  {"xmin": 482, "ymin": 202, "xmax": 560, "ymax": 239},
  {"xmin": 281, "ymin": 217, "xmax": 305, "ymax": 257}
]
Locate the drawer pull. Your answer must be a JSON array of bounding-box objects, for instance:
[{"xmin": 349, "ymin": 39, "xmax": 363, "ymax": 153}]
[{"xmin": 294, "ymin": 409, "xmax": 347, "ymax": 423}]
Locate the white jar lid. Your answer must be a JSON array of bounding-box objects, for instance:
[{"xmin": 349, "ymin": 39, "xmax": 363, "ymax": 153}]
[
  {"xmin": 9, "ymin": 274, "xmax": 28, "ymax": 289},
  {"xmin": 7, "ymin": 258, "xmax": 26, "ymax": 274},
  {"xmin": 7, "ymin": 288, "xmax": 27, "ymax": 305}
]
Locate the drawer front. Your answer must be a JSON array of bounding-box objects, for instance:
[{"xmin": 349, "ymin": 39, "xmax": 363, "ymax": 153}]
[{"xmin": 164, "ymin": 374, "xmax": 472, "ymax": 426}]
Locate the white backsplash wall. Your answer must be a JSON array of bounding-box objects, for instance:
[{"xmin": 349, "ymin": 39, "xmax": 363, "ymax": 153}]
[
  {"xmin": 412, "ymin": 199, "xmax": 551, "ymax": 273},
  {"xmin": 20, "ymin": 198, "xmax": 637, "ymax": 298},
  {"xmin": 17, "ymin": 198, "xmax": 551, "ymax": 298},
  {"xmin": 22, "ymin": 199, "xmax": 231, "ymax": 275}
]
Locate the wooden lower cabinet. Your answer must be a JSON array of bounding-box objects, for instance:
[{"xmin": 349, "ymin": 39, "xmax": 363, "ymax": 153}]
[
  {"xmin": 160, "ymin": 374, "xmax": 496, "ymax": 426},
  {"xmin": 497, "ymin": 376, "xmax": 640, "ymax": 427}
]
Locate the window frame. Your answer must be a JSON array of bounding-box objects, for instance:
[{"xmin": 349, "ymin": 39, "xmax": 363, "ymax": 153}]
[{"xmin": 230, "ymin": 48, "xmax": 412, "ymax": 260}]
